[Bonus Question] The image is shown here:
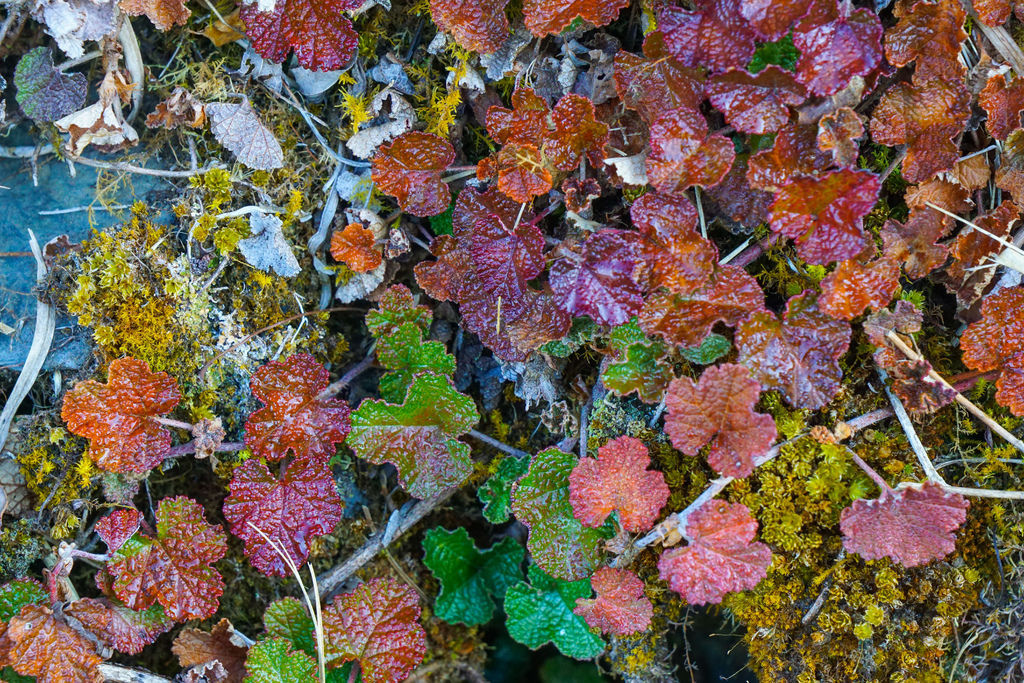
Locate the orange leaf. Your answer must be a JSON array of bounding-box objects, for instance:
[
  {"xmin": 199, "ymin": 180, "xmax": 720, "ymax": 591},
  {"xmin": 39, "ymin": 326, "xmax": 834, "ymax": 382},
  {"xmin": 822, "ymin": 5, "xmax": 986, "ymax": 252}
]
[{"xmin": 331, "ymin": 223, "xmax": 382, "ymax": 273}]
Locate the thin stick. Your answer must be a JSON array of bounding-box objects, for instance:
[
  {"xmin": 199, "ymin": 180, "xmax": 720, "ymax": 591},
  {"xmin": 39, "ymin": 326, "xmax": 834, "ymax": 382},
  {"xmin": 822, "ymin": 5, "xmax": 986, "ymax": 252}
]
[
  {"xmin": 69, "ymin": 156, "xmax": 215, "ymax": 178},
  {"xmin": 38, "ymin": 204, "xmax": 130, "ymax": 216},
  {"xmin": 318, "ymin": 347, "xmax": 377, "ymax": 399},
  {"xmin": 924, "ymin": 202, "xmax": 1024, "ymax": 263},
  {"xmin": 98, "ymin": 663, "xmax": 172, "ymax": 682},
  {"xmin": 467, "ymin": 430, "xmax": 532, "ymax": 459},
  {"xmin": 694, "ymin": 186, "xmax": 707, "ymax": 239}
]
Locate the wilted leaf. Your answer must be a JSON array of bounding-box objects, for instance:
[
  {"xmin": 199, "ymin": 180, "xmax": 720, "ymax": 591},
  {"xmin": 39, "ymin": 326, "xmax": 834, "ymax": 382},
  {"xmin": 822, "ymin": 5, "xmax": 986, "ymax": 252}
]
[
  {"xmin": 647, "ymin": 106, "xmax": 735, "ymax": 193},
  {"xmin": 422, "ymin": 527, "xmax": 524, "ymax": 626},
  {"xmin": 504, "ymin": 564, "xmax": 605, "ymax": 659},
  {"xmin": 706, "ymin": 67, "xmax": 806, "ymax": 135},
  {"xmin": 614, "ymin": 32, "xmax": 705, "ymax": 122},
  {"xmin": 145, "ymin": 86, "xmax": 206, "ymax": 129},
  {"xmin": 242, "ymin": 638, "xmax": 316, "ymax": 683},
  {"xmin": 840, "ymin": 480, "xmax": 968, "ymax": 567},
  {"xmin": 172, "ymin": 618, "xmax": 248, "ymax": 683},
  {"xmin": 241, "ymin": 0, "xmax": 360, "ymax": 71},
  {"xmin": 960, "ymin": 286, "xmax": 1024, "ymax": 415},
  {"xmin": 816, "ymin": 106, "xmax": 864, "ymax": 167},
  {"xmin": 349, "ymin": 373, "xmax": 478, "ymax": 498},
  {"xmin": 568, "ymin": 436, "xmax": 670, "ymax": 532},
  {"xmin": 658, "ymin": 500, "xmax": 771, "ymax": 604},
  {"xmin": 371, "ymin": 131, "xmax": 455, "ymax": 217},
  {"xmin": 631, "ymin": 191, "xmax": 716, "ymax": 295},
  {"xmin": 429, "ymin": 0, "xmax": 509, "ymax": 53},
  {"xmin": 522, "ymin": 0, "xmax": 629, "ymax": 37},
  {"xmin": 768, "ymin": 168, "xmax": 880, "ymax": 264},
  {"xmin": 330, "ymin": 223, "xmax": 382, "ymax": 273},
  {"xmin": 61, "ymin": 357, "xmax": 181, "ymax": 474},
  {"xmin": 880, "ymin": 208, "xmax": 951, "ymax": 280},
  {"xmin": 550, "ymin": 229, "xmax": 643, "ymax": 327},
  {"xmin": 791, "ymin": 0, "xmax": 882, "ymax": 96},
  {"xmin": 3, "ymin": 604, "xmax": 103, "ymax": 683},
  {"xmin": 818, "ymin": 254, "xmax": 900, "ymax": 320},
  {"xmin": 573, "ymin": 567, "xmax": 652, "ymax": 637},
  {"xmin": 511, "ymin": 447, "xmax": 605, "ymax": 581},
  {"xmin": 736, "ymin": 291, "xmax": 850, "ymax": 409},
  {"xmin": 14, "ymin": 47, "xmax": 87, "ymax": 124},
  {"xmin": 885, "ymin": 0, "xmax": 967, "ymax": 81},
  {"xmin": 664, "ymin": 364, "xmax": 777, "ymax": 478},
  {"xmin": 323, "ymin": 577, "xmax": 427, "ymax": 683},
  {"xmin": 206, "ymin": 100, "xmax": 284, "ymax": 170},
  {"xmin": 238, "ymin": 213, "xmax": 301, "ymax": 277},
  {"xmin": 658, "ymin": 0, "xmax": 759, "ymax": 72},
  {"xmin": 119, "ymin": 0, "xmax": 190, "ymax": 30},
  {"xmin": 945, "ymin": 201, "xmax": 1019, "ymax": 309},
  {"xmin": 56, "ymin": 69, "xmax": 138, "ymax": 156}
]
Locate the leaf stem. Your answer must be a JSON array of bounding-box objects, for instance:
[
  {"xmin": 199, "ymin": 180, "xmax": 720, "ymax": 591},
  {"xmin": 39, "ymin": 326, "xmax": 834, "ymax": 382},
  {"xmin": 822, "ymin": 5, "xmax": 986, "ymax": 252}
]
[
  {"xmin": 467, "ymin": 430, "xmax": 532, "ymax": 459},
  {"xmin": 151, "ymin": 417, "xmax": 194, "ymax": 431},
  {"xmin": 849, "ymin": 452, "xmax": 892, "ymax": 492},
  {"xmin": 165, "ymin": 440, "xmax": 245, "ymax": 459}
]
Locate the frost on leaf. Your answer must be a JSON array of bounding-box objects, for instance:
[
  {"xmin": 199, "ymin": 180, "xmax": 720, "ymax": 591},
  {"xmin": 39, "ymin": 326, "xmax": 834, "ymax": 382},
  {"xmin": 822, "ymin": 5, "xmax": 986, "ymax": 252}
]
[
  {"xmin": 172, "ymin": 618, "xmax": 248, "ymax": 681},
  {"xmin": 869, "ymin": 77, "xmax": 970, "ymax": 183},
  {"xmin": 549, "ymin": 229, "xmax": 643, "ymax": 327},
  {"xmin": 736, "ymin": 291, "xmax": 851, "ymax": 409},
  {"xmin": 119, "ymin": 0, "xmax": 190, "ymax": 30},
  {"xmin": 817, "ymin": 106, "xmax": 864, "ymax": 168},
  {"xmin": 647, "ymin": 106, "xmax": 735, "ymax": 194},
  {"xmin": 365, "ymin": 284, "xmax": 432, "ymax": 338},
  {"xmin": 522, "ymin": 0, "xmax": 629, "ymax": 37},
  {"xmin": 61, "ymin": 356, "xmax": 181, "ymax": 474},
  {"xmin": 945, "ymin": 201, "xmax": 1019, "ymax": 309},
  {"xmin": 3, "ymin": 604, "xmax": 103, "ymax": 683},
  {"xmin": 818, "ymin": 254, "xmax": 900, "ymax": 320},
  {"xmin": 244, "ymin": 354, "xmax": 351, "ymax": 462},
  {"xmin": 840, "ymin": 480, "xmax": 968, "ymax": 567},
  {"xmin": 331, "ymin": 223, "xmax": 382, "ymax": 273},
  {"xmin": 747, "ymin": 122, "xmax": 832, "ymax": 192},
  {"xmin": 706, "ymin": 67, "xmax": 806, "ymax": 135},
  {"xmin": 105, "ymin": 496, "xmax": 228, "ymax": 621},
  {"xmin": 241, "ymin": 0, "xmax": 360, "ymax": 71},
  {"xmin": 791, "ymin": 0, "xmax": 882, "ymax": 96},
  {"xmin": 573, "ymin": 567, "xmax": 653, "ymax": 637},
  {"xmin": 238, "ymin": 213, "xmax": 301, "ymax": 278},
  {"xmin": 206, "ymin": 100, "xmax": 284, "ymax": 171},
  {"xmin": 960, "ymin": 286, "xmax": 1024, "ymax": 415},
  {"xmin": 768, "ymin": 168, "xmax": 880, "ymax": 265},
  {"xmin": 568, "ymin": 436, "xmax": 670, "ymax": 533},
  {"xmin": 504, "ymin": 564, "xmax": 605, "ymax": 660},
  {"xmin": 323, "ymin": 577, "xmax": 427, "ymax": 683},
  {"xmin": 376, "ymin": 322, "xmax": 456, "ymax": 402},
  {"xmin": 885, "ymin": 0, "xmax": 966, "ymax": 81},
  {"xmin": 639, "ymin": 265, "xmax": 765, "ymax": 348},
  {"xmin": 429, "ymin": 0, "xmax": 509, "ymax": 53},
  {"xmin": 223, "ymin": 458, "xmax": 343, "ymax": 577},
  {"xmin": 348, "ymin": 373, "xmax": 478, "ymax": 498},
  {"xmin": 95, "ymin": 508, "xmax": 143, "ymax": 552},
  {"xmin": 65, "ymin": 598, "xmax": 171, "ymax": 655},
  {"xmin": 614, "ymin": 32, "xmax": 705, "ymax": 123},
  {"xmin": 658, "ymin": 0, "xmax": 759, "ymax": 72},
  {"xmin": 664, "ymin": 364, "xmax": 777, "ymax": 478},
  {"xmin": 14, "ymin": 47, "xmax": 87, "ymax": 124},
  {"xmin": 631, "ymin": 191, "xmax": 716, "ymax": 296},
  {"xmin": 243, "ymin": 637, "xmax": 316, "ymax": 683},
  {"xmin": 372, "ymin": 131, "xmax": 454, "ymax": 217},
  {"xmin": 601, "ymin": 319, "xmax": 673, "ymax": 403},
  {"xmin": 478, "ymin": 454, "xmax": 530, "ymax": 524},
  {"xmin": 543, "ymin": 94, "xmax": 610, "ymax": 172},
  {"xmin": 511, "ymin": 447, "xmax": 605, "ymax": 581},
  {"xmin": 658, "ymin": 500, "xmax": 771, "ymax": 604},
  {"xmin": 422, "ymin": 527, "xmax": 524, "ymax": 626},
  {"xmin": 879, "ymin": 208, "xmax": 951, "ymax": 280}
]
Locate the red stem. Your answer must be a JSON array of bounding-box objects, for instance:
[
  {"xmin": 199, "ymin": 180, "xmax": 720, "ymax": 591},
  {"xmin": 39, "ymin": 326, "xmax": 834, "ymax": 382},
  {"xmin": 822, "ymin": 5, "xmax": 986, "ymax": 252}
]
[
  {"xmin": 152, "ymin": 417, "xmax": 194, "ymax": 431},
  {"xmin": 165, "ymin": 440, "xmax": 245, "ymax": 459},
  {"xmin": 850, "ymin": 452, "xmax": 892, "ymax": 493}
]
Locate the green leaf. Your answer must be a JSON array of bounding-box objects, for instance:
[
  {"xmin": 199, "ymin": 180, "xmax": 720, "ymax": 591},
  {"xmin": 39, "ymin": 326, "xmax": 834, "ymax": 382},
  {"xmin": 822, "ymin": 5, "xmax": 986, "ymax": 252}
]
[
  {"xmin": 348, "ymin": 373, "xmax": 479, "ymax": 498},
  {"xmin": 243, "ymin": 638, "xmax": 316, "ymax": 682},
  {"xmin": 428, "ymin": 200, "xmax": 455, "ymax": 235},
  {"xmin": 365, "ymin": 284, "xmax": 433, "ymax": 338},
  {"xmin": 263, "ymin": 597, "xmax": 316, "ymax": 656},
  {"xmin": 602, "ymin": 342, "xmax": 672, "ymax": 404},
  {"xmin": 479, "ymin": 455, "xmax": 530, "ymax": 524},
  {"xmin": 377, "ymin": 323, "xmax": 456, "ymax": 402},
  {"xmin": 680, "ymin": 332, "xmax": 732, "ymax": 365},
  {"xmin": 14, "ymin": 47, "xmax": 87, "ymax": 123},
  {"xmin": 510, "ymin": 448, "xmax": 605, "ymax": 581},
  {"xmin": 504, "ymin": 565, "xmax": 604, "ymax": 660},
  {"xmin": 423, "ymin": 527, "xmax": 525, "ymax": 626},
  {"xmin": 748, "ymin": 34, "xmax": 799, "ymax": 74},
  {"xmin": 0, "ymin": 579, "xmax": 47, "ymax": 623}
]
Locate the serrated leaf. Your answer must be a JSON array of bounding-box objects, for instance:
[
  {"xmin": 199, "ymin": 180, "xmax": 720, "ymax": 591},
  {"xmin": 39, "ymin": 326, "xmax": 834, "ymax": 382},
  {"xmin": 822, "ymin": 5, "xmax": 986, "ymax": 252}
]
[
  {"xmin": 94, "ymin": 509, "xmax": 143, "ymax": 552},
  {"xmin": 647, "ymin": 106, "xmax": 735, "ymax": 194},
  {"xmin": 241, "ymin": 0, "xmax": 360, "ymax": 71},
  {"xmin": 572, "ymin": 567, "xmax": 652, "ymax": 637},
  {"xmin": 504, "ymin": 564, "xmax": 604, "ymax": 660},
  {"xmin": 706, "ymin": 67, "xmax": 806, "ymax": 134},
  {"xmin": 376, "ymin": 322, "xmax": 456, "ymax": 403},
  {"xmin": 879, "ymin": 207, "xmax": 951, "ymax": 280},
  {"xmin": 243, "ymin": 637, "xmax": 317, "ymax": 683},
  {"xmin": 243, "ymin": 353, "xmax": 352, "ymax": 462},
  {"xmin": 522, "ymin": 0, "xmax": 628, "ymax": 37},
  {"xmin": 742, "ymin": 0, "xmax": 810, "ymax": 42},
  {"xmin": 791, "ymin": 0, "xmax": 882, "ymax": 96},
  {"xmin": 614, "ymin": 32, "xmax": 705, "ymax": 123},
  {"xmin": 601, "ymin": 321, "xmax": 672, "ymax": 403},
  {"xmin": 172, "ymin": 618, "xmax": 248, "ymax": 682},
  {"xmin": 206, "ymin": 100, "xmax": 284, "ymax": 171},
  {"xmin": 818, "ymin": 255, "xmax": 899, "ymax": 320},
  {"xmin": 422, "ymin": 527, "xmax": 524, "ymax": 626},
  {"xmin": 2, "ymin": 604, "xmax": 102, "ymax": 683},
  {"xmin": 330, "ymin": 223, "xmax": 382, "ymax": 273},
  {"xmin": 14, "ymin": 47, "xmax": 86, "ymax": 124},
  {"xmin": 747, "ymin": 122, "xmax": 832, "ymax": 192},
  {"xmin": 323, "ymin": 577, "xmax": 426, "ymax": 683},
  {"xmin": 0, "ymin": 580, "xmax": 46, "ymax": 623},
  {"xmin": 479, "ymin": 455, "xmax": 530, "ymax": 524},
  {"xmin": 365, "ymin": 284, "xmax": 433, "ymax": 338},
  {"xmin": 658, "ymin": 0, "xmax": 759, "ymax": 72},
  {"xmin": 510, "ymin": 447, "xmax": 605, "ymax": 581},
  {"xmin": 885, "ymin": 0, "xmax": 966, "ymax": 82},
  {"xmin": 680, "ymin": 332, "xmax": 731, "ymax": 365},
  {"xmin": 429, "ymin": 0, "xmax": 509, "ymax": 52},
  {"xmin": 61, "ymin": 357, "xmax": 182, "ymax": 474},
  {"xmin": 960, "ymin": 286, "xmax": 1024, "ymax": 416},
  {"xmin": 372, "ymin": 131, "xmax": 455, "ymax": 217},
  {"xmin": 348, "ymin": 373, "xmax": 478, "ymax": 498},
  {"xmin": 550, "ymin": 229, "xmax": 643, "ymax": 327},
  {"xmin": 542, "ymin": 94, "xmax": 609, "ymax": 172},
  {"xmin": 65, "ymin": 598, "xmax": 171, "ymax": 655},
  {"xmin": 631, "ymin": 191, "xmax": 716, "ymax": 296}
]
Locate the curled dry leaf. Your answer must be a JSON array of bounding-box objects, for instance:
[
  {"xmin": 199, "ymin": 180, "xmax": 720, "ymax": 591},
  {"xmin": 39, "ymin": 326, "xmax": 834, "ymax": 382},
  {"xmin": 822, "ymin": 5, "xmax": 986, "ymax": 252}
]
[
  {"xmin": 206, "ymin": 99, "xmax": 284, "ymax": 170},
  {"xmin": 171, "ymin": 618, "xmax": 248, "ymax": 683},
  {"xmin": 56, "ymin": 70, "xmax": 139, "ymax": 156},
  {"xmin": 145, "ymin": 86, "xmax": 206, "ymax": 129},
  {"xmin": 119, "ymin": 0, "xmax": 190, "ymax": 30}
]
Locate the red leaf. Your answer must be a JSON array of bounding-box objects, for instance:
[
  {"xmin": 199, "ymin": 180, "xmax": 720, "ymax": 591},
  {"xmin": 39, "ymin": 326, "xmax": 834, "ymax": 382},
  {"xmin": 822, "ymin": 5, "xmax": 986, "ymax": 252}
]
[
  {"xmin": 840, "ymin": 480, "xmax": 968, "ymax": 567},
  {"xmin": 639, "ymin": 265, "xmax": 765, "ymax": 348},
  {"xmin": 657, "ymin": 500, "xmax": 771, "ymax": 604},
  {"xmin": 816, "ymin": 106, "xmax": 864, "ymax": 167},
  {"xmin": 768, "ymin": 168, "xmax": 880, "ymax": 265},
  {"xmin": 523, "ymin": 0, "xmax": 629, "ymax": 37},
  {"xmin": 65, "ymin": 598, "xmax": 171, "ymax": 655},
  {"xmin": 61, "ymin": 357, "xmax": 181, "ymax": 474},
  {"xmin": 791, "ymin": 0, "xmax": 882, "ymax": 96},
  {"xmin": 371, "ymin": 131, "xmax": 455, "ymax": 217},
  {"xmin": 631, "ymin": 191, "xmax": 716, "ymax": 295},
  {"xmin": 240, "ymin": 0, "xmax": 360, "ymax": 71},
  {"xmin": 706, "ymin": 67, "xmax": 807, "ymax": 135},
  {"xmin": 980, "ymin": 71, "xmax": 1024, "ymax": 140},
  {"xmin": 880, "ymin": 207, "xmax": 952, "ymax": 280},
  {"xmin": 869, "ymin": 76, "xmax": 970, "ymax": 183},
  {"xmin": 323, "ymin": 577, "xmax": 427, "ymax": 683},
  {"xmin": 243, "ymin": 353, "xmax": 351, "ymax": 462},
  {"xmin": 172, "ymin": 618, "xmax": 248, "ymax": 683},
  {"xmin": 885, "ymin": 0, "xmax": 967, "ymax": 81},
  {"xmin": 94, "ymin": 508, "xmax": 143, "ymax": 552},
  {"xmin": 105, "ymin": 496, "xmax": 228, "ymax": 621},
  {"xmin": 573, "ymin": 567, "xmax": 653, "ymax": 636},
  {"xmin": 3, "ymin": 604, "xmax": 103, "ymax": 683},
  {"xmin": 496, "ymin": 143, "xmax": 553, "ymax": 202},
  {"xmin": 747, "ymin": 122, "xmax": 832, "ymax": 192},
  {"xmin": 818, "ymin": 255, "xmax": 900, "ymax": 320},
  {"xmin": 542, "ymin": 94, "xmax": 610, "ymax": 172},
  {"xmin": 664, "ymin": 364, "xmax": 777, "ymax": 478},
  {"xmin": 658, "ymin": 0, "xmax": 759, "ymax": 72},
  {"xmin": 613, "ymin": 32, "xmax": 705, "ymax": 122},
  {"xmin": 550, "ymin": 229, "xmax": 643, "ymax": 327},
  {"xmin": 740, "ymin": 0, "xmax": 811, "ymax": 41},
  {"xmin": 331, "ymin": 223, "xmax": 382, "ymax": 273},
  {"xmin": 429, "ymin": 0, "xmax": 509, "ymax": 53},
  {"xmin": 973, "ymin": 0, "xmax": 1018, "ymax": 25},
  {"xmin": 486, "ymin": 89, "xmax": 549, "ymax": 146},
  {"xmin": 568, "ymin": 435, "xmax": 670, "ymax": 533},
  {"xmin": 736, "ymin": 291, "xmax": 851, "ymax": 409},
  {"xmin": 960, "ymin": 286, "xmax": 1024, "ymax": 415},
  {"xmin": 702, "ymin": 155, "xmax": 773, "ymax": 230},
  {"xmin": 223, "ymin": 458, "xmax": 343, "ymax": 577},
  {"xmin": 647, "ymin": 107, "xmax": 735, "ymax": 194},
  {"xmin": 945, "ymin": 201, "xmax": 1019, "ymax": 309}
]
